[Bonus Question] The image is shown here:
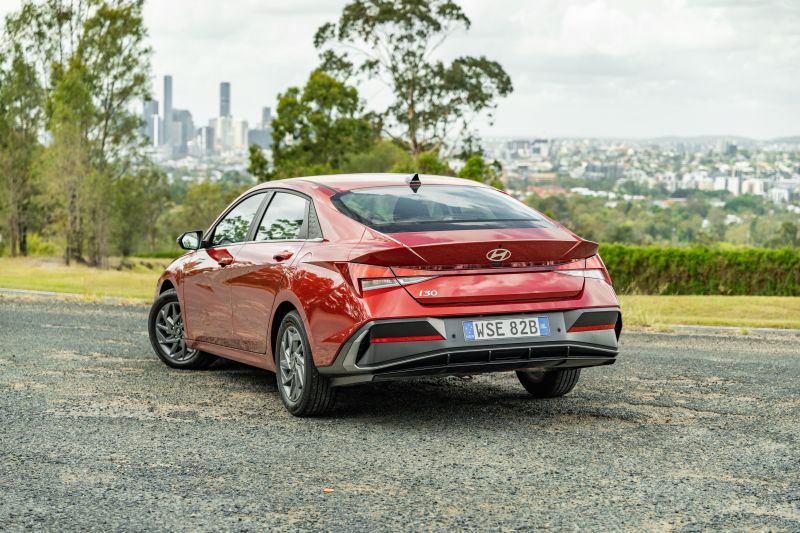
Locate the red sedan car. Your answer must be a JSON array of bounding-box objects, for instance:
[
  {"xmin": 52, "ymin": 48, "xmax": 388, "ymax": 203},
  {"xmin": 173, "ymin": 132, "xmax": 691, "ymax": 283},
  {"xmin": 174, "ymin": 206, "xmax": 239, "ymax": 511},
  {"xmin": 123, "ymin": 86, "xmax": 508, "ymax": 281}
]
[{"xmin": 149, "ymin": 174, "xmax": 622, "ymax": 416}]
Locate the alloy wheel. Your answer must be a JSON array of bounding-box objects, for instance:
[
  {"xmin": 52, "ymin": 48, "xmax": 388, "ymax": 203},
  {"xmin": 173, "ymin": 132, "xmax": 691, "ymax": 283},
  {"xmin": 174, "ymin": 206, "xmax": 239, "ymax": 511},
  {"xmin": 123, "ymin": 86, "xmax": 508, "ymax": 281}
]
[
  {"xmin": 154, "ymin": 301, "xmax": 197, "ymax": 362},
  {"xmin": 279, "ymin": 326, "xmax": 306, "ymax": 404}
]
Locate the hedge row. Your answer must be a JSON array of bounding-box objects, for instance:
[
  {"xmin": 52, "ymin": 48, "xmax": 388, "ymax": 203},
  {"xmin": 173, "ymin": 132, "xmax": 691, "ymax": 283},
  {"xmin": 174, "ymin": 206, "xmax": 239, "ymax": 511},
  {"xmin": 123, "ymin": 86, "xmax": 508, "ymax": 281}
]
[{"xmin": 599, "ymin": 244, "xmax": 800, "ymax": 296}]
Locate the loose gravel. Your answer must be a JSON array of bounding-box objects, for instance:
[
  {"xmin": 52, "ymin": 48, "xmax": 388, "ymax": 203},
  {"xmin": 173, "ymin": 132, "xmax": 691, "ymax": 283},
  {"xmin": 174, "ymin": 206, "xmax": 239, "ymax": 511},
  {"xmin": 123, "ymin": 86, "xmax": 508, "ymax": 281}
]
[{"xmin": 1, "ymin": 297, "xmax": 798, "ymax": 531}]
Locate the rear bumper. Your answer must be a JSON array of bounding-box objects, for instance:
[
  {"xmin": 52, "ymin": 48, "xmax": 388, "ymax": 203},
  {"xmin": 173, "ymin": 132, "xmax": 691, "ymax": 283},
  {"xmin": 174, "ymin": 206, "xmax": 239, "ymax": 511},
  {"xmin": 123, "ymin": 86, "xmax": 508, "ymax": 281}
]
[{"xmin": 318, "ymin": 308, "xmax": 621, "ymax": 386}]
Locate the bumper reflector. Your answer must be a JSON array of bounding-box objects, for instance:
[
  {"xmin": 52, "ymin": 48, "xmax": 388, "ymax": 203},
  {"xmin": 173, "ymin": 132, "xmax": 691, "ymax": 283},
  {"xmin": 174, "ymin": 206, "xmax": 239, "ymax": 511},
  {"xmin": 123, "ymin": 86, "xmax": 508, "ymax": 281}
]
[
  {"xmin": 568, "ymin": 324, "xmax": 616, "ymax": 333},
  {"xmin": 371, "ymin": 335, "xmax": 444, "ymax": 344}
]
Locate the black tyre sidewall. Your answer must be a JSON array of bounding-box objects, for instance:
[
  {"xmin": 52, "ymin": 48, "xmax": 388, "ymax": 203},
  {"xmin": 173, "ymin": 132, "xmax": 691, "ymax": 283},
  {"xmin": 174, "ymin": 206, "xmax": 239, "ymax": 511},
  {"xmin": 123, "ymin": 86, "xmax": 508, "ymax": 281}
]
[
  {"xmin": 517, "ymin": 368, "xmax": 581, "ymax": 398},
  {"xmin": 275, "ymin": 311, "xmax": 337, "ymax": 417},
  {"xmin": 148, "ymin": 289, "xmax": 212, "ymax": 369},
  {"xmin": 275, "ymin": 312, "xmax": 314, "ymax": 414}
]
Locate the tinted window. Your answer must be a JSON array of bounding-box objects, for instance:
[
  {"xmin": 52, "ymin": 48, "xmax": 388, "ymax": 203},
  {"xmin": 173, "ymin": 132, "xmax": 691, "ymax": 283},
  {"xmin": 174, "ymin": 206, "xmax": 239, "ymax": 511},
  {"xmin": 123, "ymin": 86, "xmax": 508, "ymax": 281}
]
[
  {"xmin": 256, "ymin": 192, "xmax": 308, "ymax": 240},
  {"xmin": 211, "ymin": 193, "xmax": 266, "ymax": 246},
  {"xmin": 331, "ymin": 185, "xmax": 551, "ymax": 233}
]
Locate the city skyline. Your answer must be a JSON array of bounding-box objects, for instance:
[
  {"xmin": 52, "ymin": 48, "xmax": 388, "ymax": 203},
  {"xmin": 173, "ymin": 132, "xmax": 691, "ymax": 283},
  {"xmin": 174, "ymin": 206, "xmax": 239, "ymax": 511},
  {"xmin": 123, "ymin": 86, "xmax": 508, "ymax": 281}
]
[{"xmin": 2, "ymin": 1, "xmax": 799, "ymax": 138}]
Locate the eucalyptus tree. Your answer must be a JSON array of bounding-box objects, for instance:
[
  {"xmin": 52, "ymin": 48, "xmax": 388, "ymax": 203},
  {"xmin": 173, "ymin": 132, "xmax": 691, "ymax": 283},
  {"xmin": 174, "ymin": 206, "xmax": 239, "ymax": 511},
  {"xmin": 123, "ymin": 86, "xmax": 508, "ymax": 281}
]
[
  {"xmin": 3, "ymin": 0, "xmax": 152, "ymax": 264},
  {"xmin": 314, "ymin": 0, "xmax": 513, "ymax": 158},
  {"xmin": 271, "ymin": 69, "xmax": 377, "ymax": 178},
  {"xmin": 0, "ymin": 48, "xmax": 42, "ymax": 256}
]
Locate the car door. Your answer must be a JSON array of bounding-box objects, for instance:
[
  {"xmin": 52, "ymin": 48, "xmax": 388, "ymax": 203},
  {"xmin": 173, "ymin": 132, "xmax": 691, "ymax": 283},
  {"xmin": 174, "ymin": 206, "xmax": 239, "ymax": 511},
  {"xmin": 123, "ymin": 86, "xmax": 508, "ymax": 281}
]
[
  {"xmin": 182, "ymin": 192, "xmax": 269, "ymax": 347},
  {"xmin": 228, "ymin": 191, "xmax": 318, "ymax": 354}
]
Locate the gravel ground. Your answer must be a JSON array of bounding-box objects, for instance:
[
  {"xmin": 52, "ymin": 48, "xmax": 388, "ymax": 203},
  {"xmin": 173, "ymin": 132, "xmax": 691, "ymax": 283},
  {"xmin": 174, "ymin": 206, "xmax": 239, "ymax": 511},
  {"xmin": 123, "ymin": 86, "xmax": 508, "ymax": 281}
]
[{"xmin": 0, "ymin": 297, "xmax": 798, "ymax": 532}]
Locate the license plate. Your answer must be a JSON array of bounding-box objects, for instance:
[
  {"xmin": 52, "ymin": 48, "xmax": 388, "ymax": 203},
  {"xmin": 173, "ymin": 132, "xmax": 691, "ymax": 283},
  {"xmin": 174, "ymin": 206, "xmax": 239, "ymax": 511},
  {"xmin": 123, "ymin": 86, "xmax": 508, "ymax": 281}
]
[{"xmin": 462, "ymin": 316, "xmax": 550, "ymax": 341}]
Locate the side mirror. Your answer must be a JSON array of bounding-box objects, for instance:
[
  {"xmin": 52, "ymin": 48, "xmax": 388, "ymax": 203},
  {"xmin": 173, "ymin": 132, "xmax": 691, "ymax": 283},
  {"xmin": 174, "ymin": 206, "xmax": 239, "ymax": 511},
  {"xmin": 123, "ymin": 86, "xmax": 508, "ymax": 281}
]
[{"xmin": 177, "ymin": 230, "xmax": 204, "ymax": 251}]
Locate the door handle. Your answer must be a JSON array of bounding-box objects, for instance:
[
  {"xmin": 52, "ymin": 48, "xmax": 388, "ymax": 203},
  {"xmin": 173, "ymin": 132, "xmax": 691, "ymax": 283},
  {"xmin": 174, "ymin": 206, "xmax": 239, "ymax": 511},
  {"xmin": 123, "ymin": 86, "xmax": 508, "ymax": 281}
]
[
  {"xmin": 217, "ymin": 257, "xmax": 234, "ymax": 267},
  {"xmin": 273, "ymin": 250, "xmax": 294, "ymax": 262}
]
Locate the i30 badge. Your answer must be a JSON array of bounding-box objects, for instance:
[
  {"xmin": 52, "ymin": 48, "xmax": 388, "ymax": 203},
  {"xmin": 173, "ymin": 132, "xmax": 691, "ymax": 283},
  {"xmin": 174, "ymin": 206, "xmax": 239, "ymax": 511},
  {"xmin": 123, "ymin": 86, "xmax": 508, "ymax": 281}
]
[{"xmin": 486, "ymin": 248, "xmax": 512, "ymax": 261}]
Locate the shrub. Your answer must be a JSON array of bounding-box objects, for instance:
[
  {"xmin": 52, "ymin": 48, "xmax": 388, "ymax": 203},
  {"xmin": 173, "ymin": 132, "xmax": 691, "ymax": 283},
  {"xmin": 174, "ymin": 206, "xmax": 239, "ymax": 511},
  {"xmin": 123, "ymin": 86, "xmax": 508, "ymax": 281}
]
[{"xmin": 600, "ymin": 244, "xmax": 800, "ymax": 296}]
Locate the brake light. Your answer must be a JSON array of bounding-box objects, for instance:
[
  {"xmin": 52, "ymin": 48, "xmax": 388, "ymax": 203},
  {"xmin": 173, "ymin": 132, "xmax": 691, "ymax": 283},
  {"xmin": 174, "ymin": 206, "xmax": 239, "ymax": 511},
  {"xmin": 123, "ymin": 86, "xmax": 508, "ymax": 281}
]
[
  {"xmin": 338, "ymin": 263, "xmax": 437, "ymax": 296},
  {"xmin": 553, "ymin": 255, "xmax": 611, "ymax": 284},
  {"xmin": 568, "ymin": 324, "xmax": 615, "ymax": 333}
]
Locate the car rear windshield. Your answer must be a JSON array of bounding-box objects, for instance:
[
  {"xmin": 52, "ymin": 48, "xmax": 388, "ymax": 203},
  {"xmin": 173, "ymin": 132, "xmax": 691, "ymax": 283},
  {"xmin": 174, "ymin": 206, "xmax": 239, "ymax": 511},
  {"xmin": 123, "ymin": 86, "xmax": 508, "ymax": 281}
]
[{"xmin": 331, "ymin": 185, "xmax": 552, "ymax": 233}]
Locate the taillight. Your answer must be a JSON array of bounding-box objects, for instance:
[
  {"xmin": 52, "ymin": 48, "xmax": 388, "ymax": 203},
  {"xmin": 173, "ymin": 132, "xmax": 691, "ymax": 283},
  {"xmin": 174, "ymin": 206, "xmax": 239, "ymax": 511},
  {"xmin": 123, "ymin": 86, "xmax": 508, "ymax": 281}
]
[
  {"xmin": 338, "ymin": 263, "xmax": 437, "ymax": 296},
  {"xmin": 553, "ymin": 255, "xmax": 612, "ymax": 284}
]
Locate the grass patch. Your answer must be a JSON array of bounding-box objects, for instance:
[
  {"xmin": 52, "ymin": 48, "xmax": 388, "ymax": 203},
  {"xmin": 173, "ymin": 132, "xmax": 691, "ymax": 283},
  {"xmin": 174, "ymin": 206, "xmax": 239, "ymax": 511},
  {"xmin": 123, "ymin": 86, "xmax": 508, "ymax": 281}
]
[
  {"xmin": 0, "ymin": 257, "xmax": 170, "ymax": 301},
  {"xmin": 620, "ymin": 294, "xmax": 800, "ymax": 330},
  {"xmin": 1, "ymin": 257, "xmax": 799, "ymax": 329}
]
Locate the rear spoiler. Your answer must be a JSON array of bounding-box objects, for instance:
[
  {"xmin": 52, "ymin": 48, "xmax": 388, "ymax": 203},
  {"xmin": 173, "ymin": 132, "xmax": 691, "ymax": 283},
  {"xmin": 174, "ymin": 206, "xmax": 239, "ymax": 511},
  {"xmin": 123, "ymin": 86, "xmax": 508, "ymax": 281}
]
[{"xmin": 561, "ymin": 239, "xmax": 599, "ymax": 260}]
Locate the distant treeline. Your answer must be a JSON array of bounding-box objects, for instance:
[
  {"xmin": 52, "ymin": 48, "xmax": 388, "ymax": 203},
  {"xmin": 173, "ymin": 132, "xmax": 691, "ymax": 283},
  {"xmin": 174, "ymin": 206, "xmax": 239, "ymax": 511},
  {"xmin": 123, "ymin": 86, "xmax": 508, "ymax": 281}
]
[{"xmin": 601, "ymin": 244, "xmax": 800, "ymax": 296}]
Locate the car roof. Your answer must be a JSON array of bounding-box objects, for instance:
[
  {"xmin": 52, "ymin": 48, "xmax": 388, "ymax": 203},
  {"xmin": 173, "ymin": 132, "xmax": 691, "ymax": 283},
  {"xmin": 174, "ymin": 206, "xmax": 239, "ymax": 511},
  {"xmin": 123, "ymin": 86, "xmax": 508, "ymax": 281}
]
[{"xmin": 281, "ymin": 173, "xmax": 485, "ymax": 192}]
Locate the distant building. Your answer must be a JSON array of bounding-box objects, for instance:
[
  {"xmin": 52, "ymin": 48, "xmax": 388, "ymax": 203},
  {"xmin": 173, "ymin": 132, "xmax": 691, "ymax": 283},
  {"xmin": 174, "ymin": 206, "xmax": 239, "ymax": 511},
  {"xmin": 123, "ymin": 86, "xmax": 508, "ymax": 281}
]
[
  {"xmin": 531, "ymin": 139, "xmax": 550, "ymax": 158},
  {"xmin": 220, "ymin": 82, "xmax": 231, "ymax": 117},
  {"xmin": 190, "ymin": 126, "xmax": 215, "ymax": 157},
  {"xmin": 770, "ymin": 187, "xmax": 790, "ymax": 205},
  {"xmin": 248, "ymin": 128, "xmax": 271, "ymax": 149},
  {"xmin": 234, "ymin": 120, "xmax": 249, "ymax": 149},
  {"xmin": 209, "ymin": 116, "xmax": 248, "ymax": 152},
  {"xmin": 726, "ymin": 176, "xmax": 740, "ymax": 196},
  {"xmin": 142, "ymin": 99, "xmax": 159, "ymax": 146},
  {"xmin": 742, "ymin": 178, "xmax": 765, "ymax": 196},
  {"xmin": 261, "ymin": 106, "xmax": 272, "ymax": 129},
  {"xmin": 163, "ymin": 75, "xmax": 173, "ymax": 145},
  {"xmin": 171, "ymin": 109, "xmax": 194, "ymax": 156},
  {"xmin": 585, "ymin": 163, "xmax": 623, "ymax": 180}
]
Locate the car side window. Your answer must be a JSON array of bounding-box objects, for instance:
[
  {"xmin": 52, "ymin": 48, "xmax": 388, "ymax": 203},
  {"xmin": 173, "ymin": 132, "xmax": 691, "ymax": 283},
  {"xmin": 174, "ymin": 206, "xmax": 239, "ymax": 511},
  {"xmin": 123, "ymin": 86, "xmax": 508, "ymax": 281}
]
[
  {"xmin": 210, "ymin": 193, "xmax": 267, "ymax": 247},
  {"xmin": 256, "ymin": 192, "xmax": 308, "ymax": 241}
]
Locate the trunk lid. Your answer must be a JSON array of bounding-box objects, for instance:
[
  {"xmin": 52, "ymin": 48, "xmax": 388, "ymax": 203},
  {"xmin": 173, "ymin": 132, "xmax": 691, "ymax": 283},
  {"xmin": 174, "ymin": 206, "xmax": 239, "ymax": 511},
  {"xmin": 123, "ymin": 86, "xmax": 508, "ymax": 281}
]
[{"xmin": 348, "ymin": 227, "xmax": 595, "ymax": 305}]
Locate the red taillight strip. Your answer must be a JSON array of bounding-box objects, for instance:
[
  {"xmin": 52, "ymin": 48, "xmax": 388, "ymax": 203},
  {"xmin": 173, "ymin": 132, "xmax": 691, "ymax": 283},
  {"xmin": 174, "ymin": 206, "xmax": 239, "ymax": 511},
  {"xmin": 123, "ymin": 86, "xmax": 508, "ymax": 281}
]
[
  {"xmin": 371, "ymin": 335, "xmax": 444, "ymax": 344},
  {"xmin": 568, "ymin": 324, "xmax": 616, "ymax": 333}
]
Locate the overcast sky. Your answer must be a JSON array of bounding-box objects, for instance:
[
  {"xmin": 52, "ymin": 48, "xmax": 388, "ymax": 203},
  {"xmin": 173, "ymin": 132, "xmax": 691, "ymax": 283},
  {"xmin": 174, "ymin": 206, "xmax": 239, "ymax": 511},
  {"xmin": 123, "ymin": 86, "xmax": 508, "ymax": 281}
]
[{"xmin": 3, "ymin": 0, "xmax": 799, "ymax": 138}]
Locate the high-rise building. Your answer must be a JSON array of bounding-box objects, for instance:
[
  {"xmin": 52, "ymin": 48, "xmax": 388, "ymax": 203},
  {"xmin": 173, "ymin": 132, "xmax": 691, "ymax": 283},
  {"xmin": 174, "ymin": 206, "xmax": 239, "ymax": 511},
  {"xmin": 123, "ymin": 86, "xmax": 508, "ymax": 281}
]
[
  {"xmin": 248, "ymin": 129, "xmax": 270, "ymax": 149},
  {"xmin": 261, "ymin": 106, "xmax": 272, "ymax": 129},
  {"xmin": 141, "ymin": 99, "xmax": 159, "ymax": 146},
  {"xmin": 163, "ymin": 75, "xmax": 173, "ymax": 144},
  {"xmin": 220, "ymin": 82, "xmax": 231, "ymax": 117},
  {"xmin": 172, "ymin": 109, "xmax": 194, "ymax": 156}
]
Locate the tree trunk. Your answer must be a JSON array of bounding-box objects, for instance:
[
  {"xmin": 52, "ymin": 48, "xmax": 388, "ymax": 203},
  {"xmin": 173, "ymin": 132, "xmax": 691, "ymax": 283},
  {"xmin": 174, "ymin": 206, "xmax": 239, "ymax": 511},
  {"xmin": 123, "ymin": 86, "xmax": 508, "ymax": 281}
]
[
  {"xmin": 9, "ymin": 211, "xmax": 19, "ymax": 257},
  {"xmin": 18, "ymin": 218, "xmax": 27, "ymax": 256}
]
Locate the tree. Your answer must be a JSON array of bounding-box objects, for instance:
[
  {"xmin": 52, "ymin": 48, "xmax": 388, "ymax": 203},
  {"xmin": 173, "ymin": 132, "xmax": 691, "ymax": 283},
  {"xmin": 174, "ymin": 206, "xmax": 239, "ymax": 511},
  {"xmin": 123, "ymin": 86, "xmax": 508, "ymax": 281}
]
[
  {"xmin": 0, "ymin": 48, "xmax": 42, "ymax": 257},
  {"xmin": 247, "ymin": 144, "xmax": 272, "ymax": 182},
  {"xmin": 112, "ymin": 163, "xmax": 169, "ymax": 256},
  {"xmin": 4, "ymin": 0, "xmax": 152, "ymax": 265},
  {"xmin": 778, "ymin": 221, "xmax": 798, "ymax": 248},
  {"xmin": 170, "ymin": 181, "xmax": 243, "ymax": 237},
  {"xmin": 342, "ymin": 139, "xmax": 412, "ymax": 173},
  {"xmin": 390, "ymin": 150, "xmax": 455, "ymax": 176},
  {"xmin": 271, "ymin": 69, "xmax": 376, "ymax": 178},
  {"xmin": 314, "ymin": 0, "xmax": 513, "ymax": 157},
  {"xmin": 40, "ymin": 58, "xmax": 95, "ymax": 264},
  {"xmin": 458, "ymin": 154, "xmax": 504, "ymax": 189}
]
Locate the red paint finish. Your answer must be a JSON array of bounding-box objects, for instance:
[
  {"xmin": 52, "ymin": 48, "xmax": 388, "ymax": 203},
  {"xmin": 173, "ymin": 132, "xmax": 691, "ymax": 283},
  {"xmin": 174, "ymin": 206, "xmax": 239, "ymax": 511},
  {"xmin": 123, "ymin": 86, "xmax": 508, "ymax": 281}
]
[{"xmin": 155, "ymin": 174, "xmax": 621, "ymax": 371}]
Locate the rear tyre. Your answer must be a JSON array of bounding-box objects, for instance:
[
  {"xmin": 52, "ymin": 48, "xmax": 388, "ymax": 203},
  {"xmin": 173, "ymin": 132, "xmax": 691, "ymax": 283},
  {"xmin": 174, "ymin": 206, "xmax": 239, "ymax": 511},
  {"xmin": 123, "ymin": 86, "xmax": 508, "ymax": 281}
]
[
  {"xmin": 275, "ymin": 311, "xmax": 336, "ymax": 417},
  {"xmin": 148, "ymin": 289, "xmax": 216, "ymax": 369},
  {"xmin": 516, "ymin": 368, "xmax": 581, "ymax": 398}
]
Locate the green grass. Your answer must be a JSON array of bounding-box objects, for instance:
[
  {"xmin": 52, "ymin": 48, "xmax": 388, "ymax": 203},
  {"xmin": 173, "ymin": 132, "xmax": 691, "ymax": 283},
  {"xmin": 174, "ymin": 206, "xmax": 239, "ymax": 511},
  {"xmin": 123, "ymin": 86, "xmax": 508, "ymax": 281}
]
[
  {"xmin": 1, "ymin": 257, "xmax": 799, "ymax": 329},
  {"xmin": 0, "ymin": 257, "xmax": 170, "ymax": 301},
  {"xmin": 620, "ymin": 294, "xmax": 800, "ymax": 330}
]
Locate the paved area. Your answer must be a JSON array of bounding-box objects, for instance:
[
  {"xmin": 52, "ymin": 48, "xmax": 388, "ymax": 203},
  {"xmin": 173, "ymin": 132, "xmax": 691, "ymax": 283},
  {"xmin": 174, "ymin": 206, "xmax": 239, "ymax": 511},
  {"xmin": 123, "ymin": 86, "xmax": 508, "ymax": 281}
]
[{"xmin": 1, "ymin": 297, "xmax": 798, "ymax": 531}]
